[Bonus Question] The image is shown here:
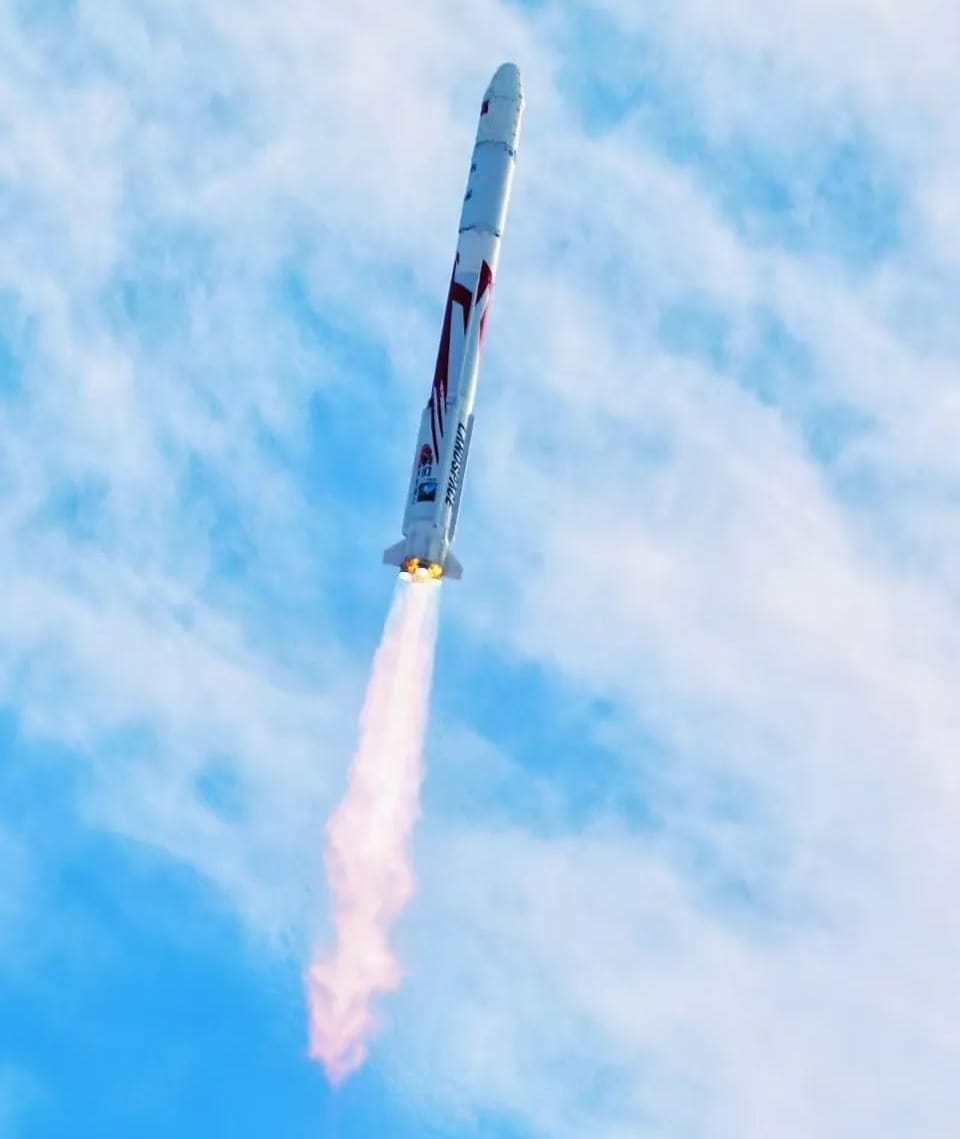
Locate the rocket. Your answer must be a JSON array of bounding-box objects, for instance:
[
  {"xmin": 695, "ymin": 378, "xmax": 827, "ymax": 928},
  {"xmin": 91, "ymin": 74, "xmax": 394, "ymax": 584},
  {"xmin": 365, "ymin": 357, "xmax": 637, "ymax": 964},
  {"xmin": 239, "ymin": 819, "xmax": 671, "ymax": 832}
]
[{"xmin": 383, "ymin": 62, "xmax": 524, "ymax": 582}]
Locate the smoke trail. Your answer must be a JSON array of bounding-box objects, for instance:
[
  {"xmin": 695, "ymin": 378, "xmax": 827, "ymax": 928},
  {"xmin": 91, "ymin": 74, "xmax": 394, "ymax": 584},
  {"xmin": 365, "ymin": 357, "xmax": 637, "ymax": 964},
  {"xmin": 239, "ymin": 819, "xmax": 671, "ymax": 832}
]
[{"xmin": 306, "ymin": 576, "xmax": 440, "ymax": 1084}]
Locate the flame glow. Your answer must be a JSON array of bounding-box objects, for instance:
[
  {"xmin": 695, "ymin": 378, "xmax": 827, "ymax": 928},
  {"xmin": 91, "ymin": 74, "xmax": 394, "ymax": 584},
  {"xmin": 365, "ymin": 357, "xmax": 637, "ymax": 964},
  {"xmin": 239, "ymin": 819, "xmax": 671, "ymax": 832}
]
[{"xmin": 306, "ymin": 577, "xmax": 440, "ymax": 1084}]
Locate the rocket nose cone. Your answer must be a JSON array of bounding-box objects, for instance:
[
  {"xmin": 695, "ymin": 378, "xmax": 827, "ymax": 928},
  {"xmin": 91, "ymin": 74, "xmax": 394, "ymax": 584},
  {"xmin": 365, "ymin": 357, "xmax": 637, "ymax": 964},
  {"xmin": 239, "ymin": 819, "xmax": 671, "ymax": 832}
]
[{"xmin": 486, "ymin": 62, "xmax": 522, "ymax": 101}]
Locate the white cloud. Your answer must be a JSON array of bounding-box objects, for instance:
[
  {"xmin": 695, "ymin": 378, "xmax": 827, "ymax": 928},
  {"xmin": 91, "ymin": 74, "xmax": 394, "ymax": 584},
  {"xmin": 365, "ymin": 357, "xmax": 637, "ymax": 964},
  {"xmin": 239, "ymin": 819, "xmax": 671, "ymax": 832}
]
[
  {"xmin": 0, "ymin": 0, "xmax": 958, "ymax": 1134},
  {"xmin": 393, "ymin": 818, "xmax": 960, "ymax": 1139}
]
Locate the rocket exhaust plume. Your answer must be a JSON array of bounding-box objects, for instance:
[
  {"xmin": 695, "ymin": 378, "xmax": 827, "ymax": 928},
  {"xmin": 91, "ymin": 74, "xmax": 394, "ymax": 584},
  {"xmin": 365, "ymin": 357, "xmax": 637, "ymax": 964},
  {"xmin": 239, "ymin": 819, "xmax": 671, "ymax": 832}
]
[
  {"xmin": 306, "ymin": 577, "xmax": 440, "ymax": 1084},
  {"xmin": 306, "ymin": 61, "xmax": 522, "ymax": 1085}
]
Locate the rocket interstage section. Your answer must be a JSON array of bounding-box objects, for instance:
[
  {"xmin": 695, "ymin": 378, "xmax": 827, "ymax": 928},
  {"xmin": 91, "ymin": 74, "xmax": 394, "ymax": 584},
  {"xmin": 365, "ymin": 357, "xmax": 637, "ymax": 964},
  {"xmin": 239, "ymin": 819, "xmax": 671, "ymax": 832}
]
[{"xmin": 383, "ymin": 62, "xmax": 524, "ymax": 583}]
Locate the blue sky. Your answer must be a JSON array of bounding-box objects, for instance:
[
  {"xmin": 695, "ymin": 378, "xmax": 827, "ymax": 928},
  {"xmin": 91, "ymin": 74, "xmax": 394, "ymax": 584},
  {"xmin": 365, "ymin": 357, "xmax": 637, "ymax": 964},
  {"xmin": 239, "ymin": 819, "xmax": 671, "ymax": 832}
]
[{"xmin": 1, "ymin": 0, "xmax": 959, "ymax": 1136}]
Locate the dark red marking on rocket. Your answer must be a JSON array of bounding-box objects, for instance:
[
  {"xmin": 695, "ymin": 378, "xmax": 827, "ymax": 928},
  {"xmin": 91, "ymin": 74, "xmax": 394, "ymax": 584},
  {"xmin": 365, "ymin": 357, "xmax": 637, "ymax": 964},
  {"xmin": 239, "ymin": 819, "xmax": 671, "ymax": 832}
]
[
  {"xmin": 477, "ymin": 259, "xmax": 495, "ymax": 343},
  {"xmin": 428, "ymin": 265, "xmax": 473, "ymax": 457}
]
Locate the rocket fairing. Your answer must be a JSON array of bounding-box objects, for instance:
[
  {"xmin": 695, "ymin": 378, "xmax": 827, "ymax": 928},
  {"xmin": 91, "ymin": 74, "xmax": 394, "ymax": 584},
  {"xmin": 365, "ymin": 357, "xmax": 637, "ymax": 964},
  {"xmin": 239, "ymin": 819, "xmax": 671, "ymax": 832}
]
[{"xmin": 383, "ymin": 63, "xmax": 524, "ymax": 582}]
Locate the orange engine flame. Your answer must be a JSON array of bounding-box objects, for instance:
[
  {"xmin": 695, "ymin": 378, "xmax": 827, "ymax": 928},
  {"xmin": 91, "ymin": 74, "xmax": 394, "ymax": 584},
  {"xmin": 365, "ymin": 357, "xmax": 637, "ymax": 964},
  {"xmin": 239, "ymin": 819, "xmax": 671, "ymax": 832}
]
[{"xmin": 401, "ymin": 556, "xmax": 444, "ymax": 582}]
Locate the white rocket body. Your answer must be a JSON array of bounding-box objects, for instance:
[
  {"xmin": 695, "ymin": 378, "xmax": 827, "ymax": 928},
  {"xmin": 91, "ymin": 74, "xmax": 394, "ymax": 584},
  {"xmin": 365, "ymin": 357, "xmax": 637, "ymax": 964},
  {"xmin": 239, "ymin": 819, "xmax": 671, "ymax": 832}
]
[{"xmin": 383, "ymin": 63, "xmax": 523, "ymax": 581}]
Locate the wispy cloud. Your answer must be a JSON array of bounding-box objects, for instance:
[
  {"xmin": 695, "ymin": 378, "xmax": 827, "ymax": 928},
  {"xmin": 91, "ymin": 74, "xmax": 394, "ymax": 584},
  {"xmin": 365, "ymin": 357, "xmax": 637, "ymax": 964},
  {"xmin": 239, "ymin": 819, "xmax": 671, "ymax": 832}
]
[{"xmin": 0, "ymin": 0, "xmax": 958, "ymax": 1135}]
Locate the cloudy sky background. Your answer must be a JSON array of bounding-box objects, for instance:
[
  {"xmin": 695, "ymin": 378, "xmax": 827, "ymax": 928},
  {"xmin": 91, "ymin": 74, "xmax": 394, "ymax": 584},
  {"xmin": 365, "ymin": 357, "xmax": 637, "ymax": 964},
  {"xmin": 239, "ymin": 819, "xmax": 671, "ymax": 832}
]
[{"xmin": 1, "ymin": 0, "xmax": 958, "ymax": 1135}]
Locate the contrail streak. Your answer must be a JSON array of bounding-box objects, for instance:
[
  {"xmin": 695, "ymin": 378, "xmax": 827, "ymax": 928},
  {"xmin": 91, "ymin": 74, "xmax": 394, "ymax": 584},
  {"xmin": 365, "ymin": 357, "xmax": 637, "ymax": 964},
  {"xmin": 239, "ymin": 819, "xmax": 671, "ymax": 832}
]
[{"xmin": 306, "ymin": 577, "xmax": 440, "ymax": 1084}]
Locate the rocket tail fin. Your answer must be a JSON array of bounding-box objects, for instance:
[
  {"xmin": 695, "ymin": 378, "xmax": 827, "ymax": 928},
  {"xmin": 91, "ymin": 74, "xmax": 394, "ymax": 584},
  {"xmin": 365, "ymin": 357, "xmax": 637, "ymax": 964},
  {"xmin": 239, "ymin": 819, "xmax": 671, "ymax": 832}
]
[
  {"xmin": 444, "ymin": 553, "xmax": 463, "ymax": 580},
  {"xmin": 382, "ymin": 541, "xmax": 407, "ymax": 568}
]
